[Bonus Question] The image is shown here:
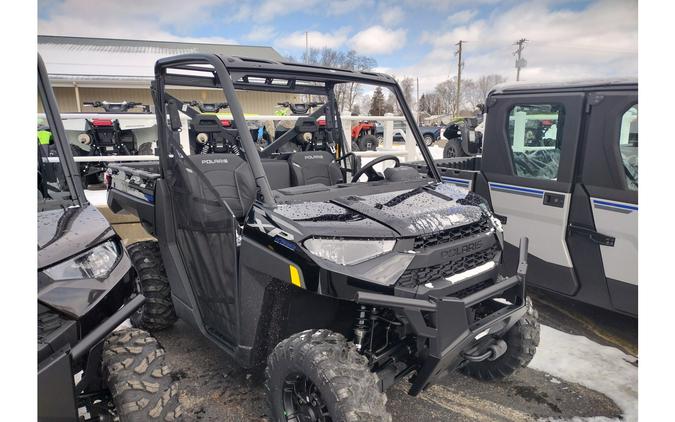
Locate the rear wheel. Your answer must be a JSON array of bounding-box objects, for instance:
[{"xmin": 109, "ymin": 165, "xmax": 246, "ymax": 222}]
[
  {"xmin": 128, "ymin": 241, "xmax": 177, "ymax": 331},
  {"xmin": 265, "ymin": 329, "xmax": 391, "ymax": 422},
  {"xmin": 460, "ymin": 297, "xmax": 540, "ymax": 381},
  {"xmin": 423, "ymin": 134, "xmax": 434, "ymax": 146},
  {"xmin": 358, "ymin": 134, "xmax": 379, "ymax": 151},
  {"xmin": 102, "ymin": 328, "xmax": 182, "ymax": 421},
  {"xmin": 443, "ymin": 139, "xmax": 465, "ymax": 158}
]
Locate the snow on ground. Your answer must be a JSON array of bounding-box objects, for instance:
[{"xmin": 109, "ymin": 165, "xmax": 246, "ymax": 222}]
[
  {"xmin": 531, "ymin": 325, "xmax": 638, "ymax": 421},
  {"xmin": 84, "ymin": 189, "xmax": 108, "ymax": 207}
]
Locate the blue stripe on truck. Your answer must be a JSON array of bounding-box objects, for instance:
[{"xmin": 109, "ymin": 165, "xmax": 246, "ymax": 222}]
[
  {"xmin": 489, "ymin": 183, "xmax": 545, "ymax": 197},
  {"xmin": 441, "ymin": 176, "xmax": 470, "ymax": 186}
]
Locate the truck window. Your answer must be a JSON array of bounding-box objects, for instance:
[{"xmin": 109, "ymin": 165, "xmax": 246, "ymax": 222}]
[
  {"xmin": 619, "ymin": 104, "xmax": 638, "ymax": 190},
  {"xmin": 506, "ymin": 104, "xmax": 565, "ymax": 180}
]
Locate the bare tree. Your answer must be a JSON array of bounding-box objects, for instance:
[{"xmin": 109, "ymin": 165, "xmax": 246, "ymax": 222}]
[
  {"xmin": 293, "ymin": 47, "xmax": 377, "ymax": 112},
  {"xmin": 476, "ymin": 74, "xmax": 507, "ymax": 103},
  {"xmin": 399, "ymin": 77, "xmax": 415, "ymax": 110}
]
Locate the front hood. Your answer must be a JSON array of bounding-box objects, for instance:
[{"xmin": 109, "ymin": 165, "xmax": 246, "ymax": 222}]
[
  {"xmin": 272, "ymin": 183, "xmax": 486, "ymax": 239},
  {"xmin": 38, "ymin": 203, "xmax": 116, "ymax": 269}
]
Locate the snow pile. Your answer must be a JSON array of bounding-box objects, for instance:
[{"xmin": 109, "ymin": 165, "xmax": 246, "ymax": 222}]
[
  {"xmin": 84, "ymin": 189, "xmax": 108, "ymax": 207},
  {"xmin": 531, "ymin": 325, "xmax": 638, "ymax": 421}
]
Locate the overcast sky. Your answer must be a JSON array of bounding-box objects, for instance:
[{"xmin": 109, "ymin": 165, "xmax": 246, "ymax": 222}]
[{"xmin": 38, "ymin": 0, "xmax": 637, "ymax": 93}]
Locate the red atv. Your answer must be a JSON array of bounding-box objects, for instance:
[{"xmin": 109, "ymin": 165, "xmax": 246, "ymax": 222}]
[{"xmin": 351, "ymin": 120, "xmax": 378, "ymax": 151}]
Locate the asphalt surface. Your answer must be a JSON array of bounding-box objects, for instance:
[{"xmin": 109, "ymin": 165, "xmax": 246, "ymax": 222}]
[{"xmin": 154, "ymin": 301, "xmax": 627, "ymax": 422}]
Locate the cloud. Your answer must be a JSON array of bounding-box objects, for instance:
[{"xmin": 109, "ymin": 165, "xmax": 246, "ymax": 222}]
[
  {"xmin": 350, "ymin": 26, "xmax": 407, "ymax": 55},
  {"xmin": 381, "ymin": 6, "xmax": 405, "ymax": 26},
  {"xmin": 243, "ymin": 26, "xmax": 277, "ymax": 43},
  {"xmin": 328, "ymin": 0, "xmax": 374, "ymax": 16},
  {"xmin": 275, "ymin": 27, "xmax": 351, "ymax": 50},
  {"xmin": 392, "ymin": 0, "xmax": 637, "ymax": 93},
  {"xmin": 38, "ymin": 0, "xmax": 238, "ymax": 43},
  {"xmin": 447, "ymin": 9, "xmax": 477, "ymax": 24}
]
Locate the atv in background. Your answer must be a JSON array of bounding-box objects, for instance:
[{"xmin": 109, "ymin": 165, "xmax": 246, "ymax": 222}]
[
  {"xmin": 442, "ymin": 116, "xmax": 482, "ymax": 158},
  {"xmin": 106, "ymin": 53, "xmax": 539, "ymax": 421},
  {"xmin": 272, "ymin": 101, "xmax": 333, "ymax": 152},
  {"xmin": 37, "ymin": 55, "xmax": 182, "ymax": 422},
  {"xmin": 83, "ymin": 100, "xmax": 151, "ymax": 113},
  {"xmin": 72, "ymin": 101, "xmax": 155, "ymax": 187},
  {"xmin": 188, "ymin": 100, "xmax": 271, "ymax": 153},
  {"xmin": 350, "ymin": 117, "xmax": 379, "ymax": 151},
  {"xmin": 375, "ymin": 121, "xmax": 441, "ymax": 146}
]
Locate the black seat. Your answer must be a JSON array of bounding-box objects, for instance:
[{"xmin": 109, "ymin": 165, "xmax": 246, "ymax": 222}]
[
  {"xmin": 288, "ymin": 151, "xmax": 343, "ymax": 186},
  {"xmin": 261, "ymin": 159, "xmax": 292, "ymax": 190},
  {"xmin": 187, "ymin": 154, "xmax": 256, "ymax": 220}
]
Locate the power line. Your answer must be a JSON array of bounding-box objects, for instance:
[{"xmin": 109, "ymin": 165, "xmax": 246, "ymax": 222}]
[{"xmin": 513, "ymin": 38, "xmax": 528, "ymax": 81}]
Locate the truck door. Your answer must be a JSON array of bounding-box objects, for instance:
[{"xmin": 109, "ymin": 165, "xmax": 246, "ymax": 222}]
[
  {"xmin": 570, "ymin": 91, "xmax": 638, "ymax": 315},
  {"xmin": 481, "ymin": 93, "xmax": 585, "ymax": 295}
]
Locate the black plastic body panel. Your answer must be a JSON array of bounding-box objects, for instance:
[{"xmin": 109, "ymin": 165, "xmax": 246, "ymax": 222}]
[
  {"xmin": 38, "ymin": 351, "xmax": 78, "ymax": 422},
  {"xmin": 108, "ymin": 188, "xmax": 157, "ymax": 236}
]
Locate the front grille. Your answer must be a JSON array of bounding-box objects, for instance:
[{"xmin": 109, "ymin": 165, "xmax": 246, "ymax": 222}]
[
  {"xmin": 397, "ymin": 245, "xmax": 499, "ymax": 288},
  {"xmin": 413, "ymin": 218, "xmax": 492, "ymax": 250}
]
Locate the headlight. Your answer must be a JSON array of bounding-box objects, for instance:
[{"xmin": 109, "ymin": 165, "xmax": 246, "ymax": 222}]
[
  {"xmin": 44, "ymin": 240, "xmax": 120, "ymax": 280},
  {"xmin": 303, "ymin": 238, "xmax": 395, "ymax": 266}
]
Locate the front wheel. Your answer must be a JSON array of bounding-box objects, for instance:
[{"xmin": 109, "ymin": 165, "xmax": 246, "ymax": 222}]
[
  {"xmin": 423, "ymin": 134, "xmax": 434, "ymax": 146},
  {"xmin": 460, "ymin": 297, "xmax": 540, "ymax": 381},
  {"xmin": 265, "ymin": 329, "xmax": 391, "ymax": 422},
  {"xmin": 358, "ymin": 134, "xmax": 379, "ymax": 151},
  {"xmin": 103, "ymin": 328, "xmax": 183, "ymax": 421},
  {"xmin": 128, "ymin": 241, "xmax": 177, "ymax": 331}
]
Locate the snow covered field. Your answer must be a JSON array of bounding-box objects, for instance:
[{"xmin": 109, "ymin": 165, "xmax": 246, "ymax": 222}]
[{"xmin": 532, "ymin": 325, "xmax": 638, "ymax": 421}]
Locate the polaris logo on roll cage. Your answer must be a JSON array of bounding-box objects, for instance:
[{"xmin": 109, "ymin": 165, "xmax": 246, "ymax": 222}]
[{"xmin": 250, "ymin": 218, "xmax": 295, "ymax": 241}]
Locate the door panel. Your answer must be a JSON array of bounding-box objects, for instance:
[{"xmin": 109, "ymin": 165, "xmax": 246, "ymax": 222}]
[
  {"xmin": 481, "ymin": 93, "xmax": 584, "ymax": 295},
  {"xmin": 489, "ymin": 182, "xmax": 578, "ymax": 295},
  {"xmin": 574, "ymin": 89, "xmax": 637, "ymax": 315},
  {"xmin": 590, "ymin": 198, "xmax": 638, "ymax": 285}
]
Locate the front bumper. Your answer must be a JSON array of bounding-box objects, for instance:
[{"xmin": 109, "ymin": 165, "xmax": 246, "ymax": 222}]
[
  {"xmin": 357, "ymin": 238, "xmax": 529, "ymax": 396},
  {"xmin": 38, "ymin": 294, "xmax": 145, "ymax": 421}
]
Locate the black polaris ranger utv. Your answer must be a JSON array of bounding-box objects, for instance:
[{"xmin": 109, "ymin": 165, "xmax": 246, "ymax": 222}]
[
  {"xmin": 37, "ymin": 55, "xmax": 182, "ymax": 422},
  {"xmin": 107, "ymin": 54, "xmax": 539, "ymax": 421}
]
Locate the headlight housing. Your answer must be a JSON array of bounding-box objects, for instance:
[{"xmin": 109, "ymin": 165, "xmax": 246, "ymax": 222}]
[
  {"xmin": 303, "ymin": 238, "xmax": 395, "ymax": 266},
  {"xmin": 44, "ymin": 240, "xmax": 120, "ymax": 280}
]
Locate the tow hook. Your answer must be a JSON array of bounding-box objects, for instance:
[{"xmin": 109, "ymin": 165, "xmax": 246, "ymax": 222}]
[{"xmin": 462, "ymin": 339, "xmax": 508, "ymax": 362}]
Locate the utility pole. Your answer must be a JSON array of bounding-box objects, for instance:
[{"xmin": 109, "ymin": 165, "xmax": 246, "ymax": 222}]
[
  {"xmin": 305, "ymin": 32, "xmax": 309, "ymax": 64},
  {"xmin": 416, "ymin": 77, "xmax": 420, "ymax": 123},
  {"xmin": 513, "ymin": 38, "xmax": 528, "ymax": 81},
  {"xmin": 455, "ymin": 40, "xmax": 465, "ymax": 116}
]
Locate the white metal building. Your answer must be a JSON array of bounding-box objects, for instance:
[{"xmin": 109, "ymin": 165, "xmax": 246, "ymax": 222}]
[{"xmin": 38, "ymin": 35, "xmax": 296, "ymax": 113}]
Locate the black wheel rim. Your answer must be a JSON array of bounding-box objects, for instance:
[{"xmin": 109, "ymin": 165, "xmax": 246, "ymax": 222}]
[{"xmin": 282, "ymin": 373, "xmax": 331, "ymax": 422}]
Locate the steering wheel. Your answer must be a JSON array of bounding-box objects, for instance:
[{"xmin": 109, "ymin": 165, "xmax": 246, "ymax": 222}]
[{"xmin": 350, "ymin": 155, "xmax": 400, "ymax": 183}]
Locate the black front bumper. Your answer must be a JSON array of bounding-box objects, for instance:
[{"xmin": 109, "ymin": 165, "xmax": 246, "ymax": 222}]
[
  {"xmin": 38, "ymin": 294, "xmax": 145, "ymax": 421},
  {"xmin": 357, "ymin": 238, "xmax": 529, "ymax": 395}
]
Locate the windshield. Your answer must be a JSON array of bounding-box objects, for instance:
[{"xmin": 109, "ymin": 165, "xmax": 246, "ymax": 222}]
[
  {"xmin": 38, "ymin": 93, "xmax": 76, "ymax": 211},
  {"xmin": 155, "ymin": 56, "xmax": 439, "ymax": 205}
]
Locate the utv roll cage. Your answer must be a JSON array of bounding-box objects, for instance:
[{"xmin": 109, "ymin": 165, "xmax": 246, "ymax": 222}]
[{"xmin": 151, "ymin": 54, "xmax": 442, "ymax": 206}]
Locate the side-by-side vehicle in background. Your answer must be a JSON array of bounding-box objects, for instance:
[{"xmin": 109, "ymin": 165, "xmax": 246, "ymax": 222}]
[
  {"xmin": 413, "ymin": 79, "xmax": 638, "ymax": 316},
  {"xmin": 37, "ymin": 55, "xmax": 182, "ymax": 422},
  {"xmin": 106, "ymin": 54, "xmax": 540, "ymax": 421}
]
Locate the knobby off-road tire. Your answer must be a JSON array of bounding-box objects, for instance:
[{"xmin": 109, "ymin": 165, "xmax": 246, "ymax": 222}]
[
  {"xmin": 358, "ymin": 134, "xmax": 379, "ymax": 151},
  {"xmin": 443, "ymin": 138, "xmax": 464, "ymax": 158},
  {"xmin": 102, "ymin": 328, "xmax": 183, "ymax": 421},
  {"xmin": 265, "ymin": 329, "xmax": 391, "ymax": 422},
  {"xmin": 460, "ymin": 297, "xmax": 540, "ymax": 381},
  {"xmin": 128, "ymin": 241, "xmax": 177, "ymax": 331}
]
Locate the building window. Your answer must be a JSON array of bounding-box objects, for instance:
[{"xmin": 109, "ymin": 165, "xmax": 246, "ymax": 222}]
[{"xmin": 506, "ymin": 104, "xmax": 565, "ymax": 180}]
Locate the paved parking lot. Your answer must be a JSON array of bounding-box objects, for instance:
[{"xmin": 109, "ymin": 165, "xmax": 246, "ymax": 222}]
[{"xmin": 152, "ymin": 292, "xmax": 636, "ymax": 421}]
